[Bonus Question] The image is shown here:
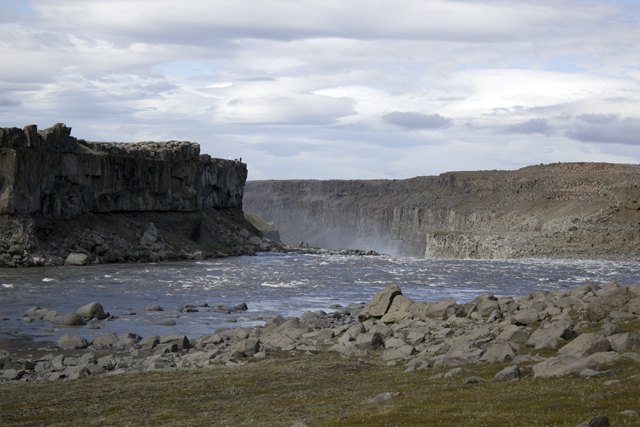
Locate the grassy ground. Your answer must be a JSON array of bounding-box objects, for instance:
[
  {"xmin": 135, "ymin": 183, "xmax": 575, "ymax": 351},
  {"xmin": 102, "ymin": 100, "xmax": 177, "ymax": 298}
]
[{"xmin": 1, "ymin": 350, "xmax": 639, "ymax": 426}]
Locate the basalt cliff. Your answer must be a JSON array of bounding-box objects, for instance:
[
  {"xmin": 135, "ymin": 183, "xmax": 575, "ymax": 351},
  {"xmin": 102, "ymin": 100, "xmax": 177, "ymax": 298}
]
[
  {"xmin": 0, "ymin": 123, "xmax": 278, "ymax": 267},
  {"xmin": 244, "ymin": 163, "xmax": 640, "ymax": 259}
]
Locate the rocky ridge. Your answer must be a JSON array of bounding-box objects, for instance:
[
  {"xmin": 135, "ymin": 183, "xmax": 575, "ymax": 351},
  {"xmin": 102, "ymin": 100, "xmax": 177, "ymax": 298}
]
[
  {"xmin": 0, "ymin": 124, "xmax": 283, "ymax": 266},
  {"xmin": 3, "ymin": 280, "xmax": 640, "ymax": 396},
  {"xmin": 244, "ymin": 162, "xmax": 640, "ymax": 259}
]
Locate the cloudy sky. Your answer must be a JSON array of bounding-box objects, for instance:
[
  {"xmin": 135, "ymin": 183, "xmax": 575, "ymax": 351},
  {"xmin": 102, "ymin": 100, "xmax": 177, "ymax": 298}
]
[{"xmin": 1, "ymin": 0, "xmax": 640, "ymax": 180}]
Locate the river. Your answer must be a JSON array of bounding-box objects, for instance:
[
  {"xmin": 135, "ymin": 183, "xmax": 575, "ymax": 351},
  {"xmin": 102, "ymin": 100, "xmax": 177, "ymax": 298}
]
[{"xmin": 2, "ymin": 253, "xmax": 640, "ymax": 351}]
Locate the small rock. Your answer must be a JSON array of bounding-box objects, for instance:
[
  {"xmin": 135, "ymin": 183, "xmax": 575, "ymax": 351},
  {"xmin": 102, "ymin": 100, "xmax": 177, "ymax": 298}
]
[
  {"xmin": 575, "ymin": 415, "xmax": 609, "ymax": 427},
  {"xmin": 465, "ymin": 376, "xmax": 487, "ymax": 384},
  {"xmin": 361, "ymin": 391, "xmax": 402, "ymax": 405}
]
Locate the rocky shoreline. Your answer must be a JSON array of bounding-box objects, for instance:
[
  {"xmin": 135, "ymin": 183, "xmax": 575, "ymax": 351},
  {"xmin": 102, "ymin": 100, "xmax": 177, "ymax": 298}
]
[{"xmin": 3, "ymin": 279, "xmax": 640, "ymax": 403}]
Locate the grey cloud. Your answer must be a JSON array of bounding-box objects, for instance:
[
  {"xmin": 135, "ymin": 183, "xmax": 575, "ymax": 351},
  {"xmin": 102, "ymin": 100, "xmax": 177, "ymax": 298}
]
[
  {"xmin": 505, "ymin": 118, "xmax": 550, "ymax": 135},
  {"xmin": 575, "ymin": 113, "xmax": 619, "ymax": 125},
  {"xmin": 0, "ymin": 98, "xmax": 21, "ymax": 107},
  {"xmin": 381, "ymin": 112, "xmax": 453, "ymax": 130},
  {"xmin": 566, "ymin": 115, "xmax": 640, "ymax": 145}
]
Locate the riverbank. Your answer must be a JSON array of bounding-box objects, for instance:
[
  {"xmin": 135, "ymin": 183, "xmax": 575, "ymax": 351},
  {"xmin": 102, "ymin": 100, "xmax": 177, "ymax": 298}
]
[{"xmin": 2, "ymin": 280, "xmax": 640, "ymax": 425}]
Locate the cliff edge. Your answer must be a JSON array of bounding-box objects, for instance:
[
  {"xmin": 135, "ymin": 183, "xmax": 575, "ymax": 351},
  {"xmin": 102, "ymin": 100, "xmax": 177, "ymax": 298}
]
[
  {"xmin": 0, "ymin": 124, "xmax": 279, "ymax": 267},
  {"xmin": 244, "ymin": 163, "xmax": 640, "ymax": 259}
]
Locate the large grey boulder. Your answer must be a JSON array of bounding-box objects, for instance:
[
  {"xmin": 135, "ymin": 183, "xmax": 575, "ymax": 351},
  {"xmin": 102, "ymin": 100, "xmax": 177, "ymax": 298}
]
[
  {"xmin": 494, "ymin": 365, "xmax": 520, "ymax": 381},
  {"xmin": 526, "ymin": 319, "xmax": 574, "ymax": 350},
  {"xmin": 497, "ymin": 325, "xmax": 529, "ymax": 343},
  {"xmin": 355, "ymin": 332, "xmax": 384, "ymax": 351},
  {"xmin": 160, "ymin": 334, "xmax": 190, "ymax": 350},
  {"xmin": 607, "ymin": 332, "xmax": 640, "ymax": 352},
  {"xmin": 587, "ymin": 286, "xmax": 632, "ymax": 322},
  {"xmin": 510, "ymin": 310, "xmax": 540, "ymax": 326},
  {"xmin": 91, "ymin": 332, "xmax": 118, "ymax": 348},
  {"xmin": 479, "ymin": 341, "xmax": 517, "ymax": 363},
  {"xmin": 57, "ymin": 334, "xmax": 88, "ymax": 349},
  {"xmin": 409, "ymin": 298, "xmax": 457, "ymax": 320},
  {"xmin": 357, "ymin": 285, "xmax": 402, "ymax": 322},
  {"xmin": 77, "ymin": 302, "xmax": 108, "ymax": 320},
  {"xmin": 65, "ymin": 253, "xmax": 88, "ymax": 266},
  {"xmin": 558, "ymin": 333, "xmax": 611, "ymax": 358},
  {"xmin": 533, "ymin": 355, "xmax": 603, "ymax": 378},
  {"xmin": 471, "ymin": 293, "xmax": 501, "ymax": 318},
  {"xmin": 228, "ymin": 339, "xmax": 260, "ymax": 358},
  {"xmin": 50, "ymin": 312, "xmax": 87, "ymax": 326}
]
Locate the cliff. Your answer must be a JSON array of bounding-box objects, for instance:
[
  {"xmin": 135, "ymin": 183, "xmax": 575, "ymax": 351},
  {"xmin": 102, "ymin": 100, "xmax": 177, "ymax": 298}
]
[
  {"xmin": 0, "ymin": 123, "xmax": 245, "ymax": 216},
  {"xmin": 0, "ymin": 124, "xmax": 279, "ymax": 267},
  {"xmin": 244, "ymin": 162, "xmax": 640, "ymax": 259}
]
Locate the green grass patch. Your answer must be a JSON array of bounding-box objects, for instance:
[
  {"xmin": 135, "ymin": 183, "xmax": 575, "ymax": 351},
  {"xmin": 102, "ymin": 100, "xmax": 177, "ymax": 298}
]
[{"xmin": 1, "ymin": 351, "xmax": 639, "ymax": 426}]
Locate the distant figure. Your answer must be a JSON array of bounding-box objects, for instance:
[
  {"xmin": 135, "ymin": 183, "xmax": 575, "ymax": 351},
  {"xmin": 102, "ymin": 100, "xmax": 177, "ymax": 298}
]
[
  {"xmin": 239, "ymin": 157, "xmax": 242, "ymax": 162},
  {"xmin": 299, "ymin": 241, "xmax": 303, "ymax": 247}
]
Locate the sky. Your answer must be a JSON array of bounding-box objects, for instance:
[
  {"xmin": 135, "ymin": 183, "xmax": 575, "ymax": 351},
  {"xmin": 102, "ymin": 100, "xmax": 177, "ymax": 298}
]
[{"xmin": 1, "ymin": 0, "xmax": 640, "ymax": 180}]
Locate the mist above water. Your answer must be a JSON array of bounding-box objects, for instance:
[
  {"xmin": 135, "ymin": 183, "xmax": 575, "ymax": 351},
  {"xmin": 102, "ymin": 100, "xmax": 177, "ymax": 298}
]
[{"xmin": 2, "ymin": 253, "xmax": 640, "ymax": 351}]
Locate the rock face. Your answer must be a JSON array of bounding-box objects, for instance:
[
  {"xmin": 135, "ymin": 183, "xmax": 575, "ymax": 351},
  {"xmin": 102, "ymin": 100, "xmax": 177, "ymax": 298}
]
[
  {"xmin": 244, "ymin": 162, "xmax": 640, "ymax": 258},
  {"xmin": 0, "ymin": 124, "xmax": 284, "ymax": 267},
  {"xmin": 0, "ymin": 123, "xmax": 245, "ymax": 216}
]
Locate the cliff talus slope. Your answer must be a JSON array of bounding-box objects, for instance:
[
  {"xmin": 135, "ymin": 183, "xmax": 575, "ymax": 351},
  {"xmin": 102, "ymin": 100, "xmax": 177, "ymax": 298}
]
[{"xmin": 244, "ymin": 163, "xmax": 640, "ymax": 259}]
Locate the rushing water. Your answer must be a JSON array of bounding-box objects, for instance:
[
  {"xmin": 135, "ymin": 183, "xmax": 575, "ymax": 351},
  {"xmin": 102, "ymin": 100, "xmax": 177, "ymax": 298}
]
[{"xmin": 1, "ymin": 253, "xmax": 640, "ymax": 351}]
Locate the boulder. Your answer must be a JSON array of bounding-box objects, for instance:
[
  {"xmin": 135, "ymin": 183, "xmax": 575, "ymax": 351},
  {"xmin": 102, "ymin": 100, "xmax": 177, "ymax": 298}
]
[
  {"xmin": 357, "ymin": 284, "xmax": 402, "ymax": 321},
  {"xmin": 160, "ymin": 334, "xmax": 190, "ymax": 350},
  {"xmin": 510, "ymin": 310, "xmax": 540, "ymax": 326},
  {"xmin": 533, "ymin": 355, "xmax": 603, "ymax": 379},
  {"xmin": 526, "ymin": 319, "xmax": 574, "ymax": 349},
  {"xmin": 77, "ymin": 302, "xmax": 108, "ymax": 320},
  {"xmin": 355, "ymin": 332, "xmax": 384, "ymax": 351},
  {"xmin": 144, "ymin": 304, "xmax": 163, "ymax": 312},
  {"xmin": 558, "ymin": 333, "xmax": 611, "ymax": 358},
  {"xmin": 410, "ymin": 298, "xmax": 457, "ymax": 321},
  {"xmin": 228, "ymin": 339, "xmax": 260, "ymax": 358},
  {"xmin": 497, "ymin": 325, "xmax": 530, "ymax": 343},
  {"xmin": 91, "ymin": 332, "xmax": 118, "ymax": 348},
  {"xmin": 140, "ymin": 335, "xmax": 160, "ymax": 349},
  {"xmin": 57, "ymin": 334, "xmax": 88, "ymax": 349},
  {"xmin": 480, "ymin": 341, "xmax": 517, "ymax": 363},
  {"xmin": 471, "ymin": 293, "xmax": 501, "ymax": 318},
  {"xmin": 65, "ymin": 253, "xmax": 88, "ymax": 266},
  {"xmin": 494, "ymin": 365, "xmax": 520, "ymax": 381},
  {"xmin": 575, "ymin": 415, "xmax": 609, "ymax": 427},
  {"xmin": 607, "ymin": 332, "xmax": 640, "ymax": 352},
  {"xmin": 152, "ymin": 318, "xmax": 177, "ymax": 326},
  {"xmin": 50, "ymin": 312, "xmax": 87, "ymax": 326},
  {"xmin": 587, "ymin": 287, "xmax": 632, "ymax": 322}
]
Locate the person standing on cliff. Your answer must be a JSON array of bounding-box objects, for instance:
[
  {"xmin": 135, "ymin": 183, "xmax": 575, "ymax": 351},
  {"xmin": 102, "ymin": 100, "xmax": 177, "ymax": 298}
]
[{"xmin": 300, "ymin": 241, "xmax": 303, "ymax": 247}]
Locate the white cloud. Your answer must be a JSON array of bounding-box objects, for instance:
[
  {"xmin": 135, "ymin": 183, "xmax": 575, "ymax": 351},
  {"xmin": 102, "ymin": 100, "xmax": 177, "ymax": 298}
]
[{"xmin": 1, "ymin": 0, "xmax": 640, "ymax": 178}]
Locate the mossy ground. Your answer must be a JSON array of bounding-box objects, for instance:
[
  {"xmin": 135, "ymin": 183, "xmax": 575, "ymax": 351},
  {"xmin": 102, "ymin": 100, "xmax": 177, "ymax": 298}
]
[{"xmin": 1, "ymin": 350, "xmax": 639, "ymax": 426}]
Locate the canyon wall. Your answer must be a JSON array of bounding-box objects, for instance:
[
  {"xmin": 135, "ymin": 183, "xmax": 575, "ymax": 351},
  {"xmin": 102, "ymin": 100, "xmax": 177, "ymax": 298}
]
[
  {"xmin": 0, "ymin": 124, "xmax": 280, "ymax": 268},
  {"xmin": 244, "ymin": 163, "xmax": 640, "ymax": 259},
  {"xmin": 0, "ymin": 123, "xmax": 246, "ymax": 216}
]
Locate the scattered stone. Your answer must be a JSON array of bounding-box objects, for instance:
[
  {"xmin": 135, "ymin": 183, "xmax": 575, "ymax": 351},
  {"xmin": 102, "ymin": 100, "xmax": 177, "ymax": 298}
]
[
  {"xmin": 494, "ymin": 365, "xmax": 520, "ymax": 381},
  {"xmin": 361, "ymin": 392, "xmax": 402, "ymax": 405},
  {"xmin": 57, "ymin": 334, "xmax": 89, "ymax": 349},
  {"xmin": 77, "ymin": 302, "xmax": 108, "ymax": 320},
  {"xmin": 144, "ymin": 304, "xmax": 163, "ymax": 312},
  {"xmin": 465, "ymin": 376, "xmax": 487, "ymax": 384},
  {"xmin": 152, "ymin": 318, "xmax": 177, "ymax": 326},
  {"xmin": 65, "ymin": 253, "xmax": 88, "ymax": 266},
  {"xmin": 575, "ymin": 415, "xmax": 609, "ymax": 427}
]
